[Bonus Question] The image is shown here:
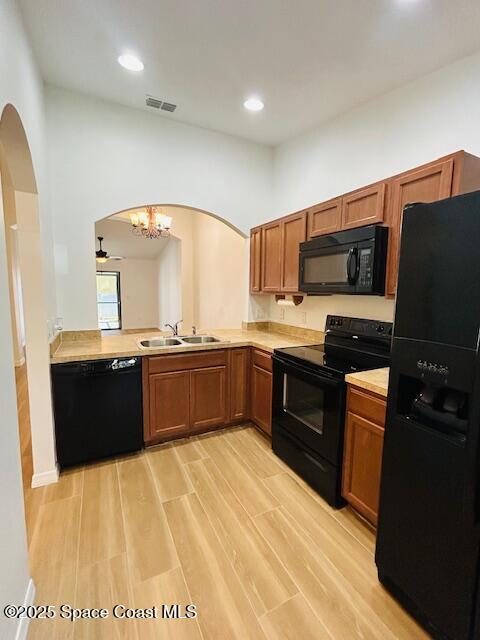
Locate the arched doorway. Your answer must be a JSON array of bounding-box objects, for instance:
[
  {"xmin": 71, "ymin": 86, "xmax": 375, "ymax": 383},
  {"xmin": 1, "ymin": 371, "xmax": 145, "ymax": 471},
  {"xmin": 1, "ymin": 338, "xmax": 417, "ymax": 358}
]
[
  {"xmin": 0, "ymin": 105, "xmax": 57, "ymax": 539},
  {"xmin": 94, "ymin": 204, "xmax": 248, "ymax": 335}
]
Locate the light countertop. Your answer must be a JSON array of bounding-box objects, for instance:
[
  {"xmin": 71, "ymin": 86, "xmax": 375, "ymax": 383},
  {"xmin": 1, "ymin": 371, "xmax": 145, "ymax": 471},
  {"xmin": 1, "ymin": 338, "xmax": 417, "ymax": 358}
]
[
  {"xmin": 345, "ymin": 367, "xmax": 390, "ymax": 398},
  {"xmin": 50, "ymin": 328, "xmax": 323, "ymax": 364}
]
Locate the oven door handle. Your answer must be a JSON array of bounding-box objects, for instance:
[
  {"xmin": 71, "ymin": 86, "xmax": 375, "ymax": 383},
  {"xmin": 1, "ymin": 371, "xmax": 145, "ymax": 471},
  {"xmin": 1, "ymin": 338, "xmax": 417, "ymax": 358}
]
[{"xmin": 273, "ymin": 356, "xmax": 342, "ymax": 387}]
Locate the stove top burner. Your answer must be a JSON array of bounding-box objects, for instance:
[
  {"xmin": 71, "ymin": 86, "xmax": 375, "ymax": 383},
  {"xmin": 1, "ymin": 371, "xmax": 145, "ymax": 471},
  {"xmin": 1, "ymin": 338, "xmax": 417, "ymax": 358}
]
[
  {"xmin": 274, "ymin": 315, "xmax": 392, "ymax": 377},
  {"xmin": 274, "ymin": 344, "xmax": 377, "ymax": 376}
]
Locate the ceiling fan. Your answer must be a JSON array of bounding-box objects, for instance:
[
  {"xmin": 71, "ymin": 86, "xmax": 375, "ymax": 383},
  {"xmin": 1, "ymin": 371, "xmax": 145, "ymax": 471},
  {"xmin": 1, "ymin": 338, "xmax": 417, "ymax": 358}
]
[{"xmin": 95, "ymin": 236, "xmax": 124, "ymax": 263}]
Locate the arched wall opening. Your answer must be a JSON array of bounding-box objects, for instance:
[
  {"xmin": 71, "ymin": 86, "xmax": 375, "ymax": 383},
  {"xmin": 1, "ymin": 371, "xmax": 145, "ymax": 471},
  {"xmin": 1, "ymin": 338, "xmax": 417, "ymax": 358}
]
[
  {"xmin": 94, "ymin": 204, "xmax": 249, "ymax": 335},
  {"xmin": 0, "ymin": 105, "xmax": 57, "ymax": 498}
]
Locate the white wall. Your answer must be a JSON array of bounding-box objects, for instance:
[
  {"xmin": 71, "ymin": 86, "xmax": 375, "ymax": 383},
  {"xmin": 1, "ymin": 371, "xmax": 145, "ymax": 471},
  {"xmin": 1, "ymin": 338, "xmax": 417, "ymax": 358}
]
[
  {"xmin": 267, "ymin": 49, "xmax": 480, "ymax": 328},
  {"xmin": 1, "ymin": 163, "xmax": 25, "ymax": 365},
  {"xmin": 46, "ymin": 86, "xmax": 273, "ymax": 330},
  {"xmin": 268, "ymin": 295, "xmax": 395, "ymax": 331},
  {"xmin": 156, "ymin": 207, "xmax": 246, "ymax": 332},
  {"xmin": 0, "ymin": 0, "xmax": 51, "ymax": 633},
  {"xmin": 157, "ymin": 237, "xmax": 182, "ymax": 331},
  {"xmin": 47, "ymin": 50, "xmax": 480, "ymax": 332},
  {"xmin": 193, "ymin": 213, "xmax": 246, "ymax": 329},
  {"xmin": 97, "ymin": 259, "xmax": 159, "ymax": 330},
  {"xmin": 273, "ymin": 50, "xmax": 480, "ymax": 214}
]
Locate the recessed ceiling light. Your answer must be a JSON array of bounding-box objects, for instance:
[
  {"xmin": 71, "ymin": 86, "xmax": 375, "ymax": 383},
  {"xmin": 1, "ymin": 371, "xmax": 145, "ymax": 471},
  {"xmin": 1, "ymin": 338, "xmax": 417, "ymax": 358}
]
[
  {"xmin": 118, "ymin": 54, "xmax": 144, "ymax": 72},
  {"xmin": 244, "ymin": 97, "xmax": 264, "ymax": 112}
]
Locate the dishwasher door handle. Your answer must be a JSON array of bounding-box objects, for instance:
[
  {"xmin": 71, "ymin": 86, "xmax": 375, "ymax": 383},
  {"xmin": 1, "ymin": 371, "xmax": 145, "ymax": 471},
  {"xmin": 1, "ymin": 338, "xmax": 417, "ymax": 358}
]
[{"xmin": 110, "ymin": 358, "xmax": 138, "ymax": 371}]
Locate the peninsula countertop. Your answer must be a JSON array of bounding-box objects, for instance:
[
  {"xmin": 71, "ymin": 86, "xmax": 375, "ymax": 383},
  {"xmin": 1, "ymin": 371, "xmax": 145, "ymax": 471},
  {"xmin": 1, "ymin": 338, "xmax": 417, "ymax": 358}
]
[{"xmin": 50, "ymin": 328, "xmax": 324, "ymax": 364}]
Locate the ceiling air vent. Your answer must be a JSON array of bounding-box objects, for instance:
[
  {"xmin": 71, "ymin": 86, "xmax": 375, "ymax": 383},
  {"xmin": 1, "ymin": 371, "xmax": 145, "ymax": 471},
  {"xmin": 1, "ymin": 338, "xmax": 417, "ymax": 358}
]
[
  {"xmin": 145, "ymin": 95, "xmax": 177, "ymax": 112},
  {"xmin": 145, "ymin": 95, "xmax": 162, "ymax": 109}
]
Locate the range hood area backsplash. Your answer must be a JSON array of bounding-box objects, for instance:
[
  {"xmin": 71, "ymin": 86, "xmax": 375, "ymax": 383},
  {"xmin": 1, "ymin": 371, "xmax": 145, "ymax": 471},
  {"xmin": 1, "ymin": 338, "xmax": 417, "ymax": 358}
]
[{"xmin": 250, "ymin": 294, "xmax": 395, "ymax": 333}]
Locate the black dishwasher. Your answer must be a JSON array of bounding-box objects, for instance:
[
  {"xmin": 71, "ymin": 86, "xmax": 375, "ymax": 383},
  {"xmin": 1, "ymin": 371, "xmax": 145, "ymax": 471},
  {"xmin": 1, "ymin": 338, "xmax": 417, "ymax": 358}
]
[{"xmin": 51, "ymin": 357, "xmax": 143, "ymax": 468}]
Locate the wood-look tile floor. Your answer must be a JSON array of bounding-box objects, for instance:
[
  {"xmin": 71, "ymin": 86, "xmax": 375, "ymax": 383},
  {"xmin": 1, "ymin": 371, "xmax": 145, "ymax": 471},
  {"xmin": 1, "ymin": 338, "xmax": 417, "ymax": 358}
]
[{"xmin": 26, "ymin": 425, "xmax": 429, "ymax": 640}]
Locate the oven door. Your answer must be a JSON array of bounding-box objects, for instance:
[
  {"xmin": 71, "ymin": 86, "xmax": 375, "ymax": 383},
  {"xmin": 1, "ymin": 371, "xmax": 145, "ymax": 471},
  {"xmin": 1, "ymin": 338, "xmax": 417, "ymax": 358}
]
[
  {"xmin": 272, "ymin": 356, "xmax": 346, "ymax": 465},
  {"xmin": 299, "ymin": 241, "xmax": 359, "ymax": 294}
]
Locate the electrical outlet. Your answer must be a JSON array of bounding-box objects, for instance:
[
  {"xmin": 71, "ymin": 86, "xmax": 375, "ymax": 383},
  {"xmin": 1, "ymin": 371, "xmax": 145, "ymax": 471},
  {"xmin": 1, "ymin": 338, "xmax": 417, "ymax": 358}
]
[
  {"xmin": 279, "ymin": 308, "xmax": 285, "ymax": 320},
  {"xmin": 300, "ymin": 311, "xmax": 307, "ymax": 324}
]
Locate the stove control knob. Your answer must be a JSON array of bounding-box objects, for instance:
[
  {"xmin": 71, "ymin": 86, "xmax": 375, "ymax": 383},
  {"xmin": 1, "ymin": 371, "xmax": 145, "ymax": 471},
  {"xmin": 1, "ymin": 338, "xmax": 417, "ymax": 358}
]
[{"xmin": 377, "ymin": 325, "xmax": 385, "ymax": 333}]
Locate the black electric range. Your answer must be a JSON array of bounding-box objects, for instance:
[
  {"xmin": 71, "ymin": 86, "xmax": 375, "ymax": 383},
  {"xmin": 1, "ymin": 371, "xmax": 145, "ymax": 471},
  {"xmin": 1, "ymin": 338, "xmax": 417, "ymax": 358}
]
[{"xmin": 271, "ymin": 315, "xmax": 392, "ymax": 507}]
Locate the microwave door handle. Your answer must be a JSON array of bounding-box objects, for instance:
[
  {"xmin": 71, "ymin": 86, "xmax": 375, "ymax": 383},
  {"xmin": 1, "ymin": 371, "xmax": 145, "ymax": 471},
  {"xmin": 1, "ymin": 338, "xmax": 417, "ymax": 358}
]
[
  {"xmin": 347, "ymin": 247, "xmax": 359, "ymax": 285},
  {"xmin": 346, "ymin": 248, "xmax": 353, "ymax": 283}
]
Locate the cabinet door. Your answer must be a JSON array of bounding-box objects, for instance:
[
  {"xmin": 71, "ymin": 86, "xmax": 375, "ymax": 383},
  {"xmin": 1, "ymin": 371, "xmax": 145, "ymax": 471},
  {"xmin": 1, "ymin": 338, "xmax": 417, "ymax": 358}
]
[
  {"xmin": 386, "ymin": 159, "xmax": 454, "ymax": 296},
  {"xmin": 281, "ymin": 211, "xmax": 307, "ymax": 292},
  {"xmin": 308, "ymin": 198, "xmax": 342, "ymax": 238},
  {"xmin": 342, "ymin": 411, "xmax": 384, "ymax": 525},
  {"xmin": 229, "ymin": 348, "xmax": 250, "ymax": 423},
  {"xmin": 251, "ymin": 364, "xmax": 273, "ymax": 436},
  {"xmin": 261, "ymin": 221, "xmax": 282, "ymax": 292},
  {"xmin": 341, "ymin": 183, "xmax": 386, "ymax": 230},
  {"xmin": 148, "ymin": 371, "xmax": 190, "ymax": 441},
  {"xmin": 190, "ymin": 366, "xmax": 227, "ymax": 433},
  {"xmin": 250, "ymin": 227, "xmax": 262, "ymax": 293}
]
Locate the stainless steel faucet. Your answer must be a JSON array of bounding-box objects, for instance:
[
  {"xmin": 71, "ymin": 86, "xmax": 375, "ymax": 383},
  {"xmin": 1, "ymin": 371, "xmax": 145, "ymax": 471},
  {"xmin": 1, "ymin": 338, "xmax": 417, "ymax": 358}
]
[{"xmin": 164, "ymin": 320, "xmax": 182, "ymax": 336}]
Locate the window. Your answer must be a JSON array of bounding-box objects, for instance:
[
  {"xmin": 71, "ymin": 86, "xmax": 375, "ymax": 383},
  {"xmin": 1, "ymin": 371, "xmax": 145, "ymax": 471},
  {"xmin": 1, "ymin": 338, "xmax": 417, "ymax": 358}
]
[{"xmin": 96, "ymin": 271, "xmax": 121, "ymax": 330}]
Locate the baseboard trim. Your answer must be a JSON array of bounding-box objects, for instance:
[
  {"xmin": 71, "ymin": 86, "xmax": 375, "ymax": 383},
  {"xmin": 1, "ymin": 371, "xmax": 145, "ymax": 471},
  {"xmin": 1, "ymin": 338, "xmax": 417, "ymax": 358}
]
[
  {"xmin": 14, "ymin": 578, "xmax": 36, "ymax": 640},
  {"xmin": 31, "ymin": 464, "xmax": 59, "ymax": 488}
]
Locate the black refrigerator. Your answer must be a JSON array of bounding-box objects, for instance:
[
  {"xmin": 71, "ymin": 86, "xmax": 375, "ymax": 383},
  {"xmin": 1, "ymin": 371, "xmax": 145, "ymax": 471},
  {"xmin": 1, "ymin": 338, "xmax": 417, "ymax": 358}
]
[{"xmin": 376, "ymin": 190, "xmax": 480, "ymax": 640}]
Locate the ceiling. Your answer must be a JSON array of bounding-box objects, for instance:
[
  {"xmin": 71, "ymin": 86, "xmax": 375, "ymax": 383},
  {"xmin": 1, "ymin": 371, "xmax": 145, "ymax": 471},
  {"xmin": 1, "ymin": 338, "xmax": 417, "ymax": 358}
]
[
  {"xmin": 95, "ymin": 217, "xmax": 169, "ymax": 260},
  {"xmin": 19, "ymin": 0, "xmax": 480, "ymax": 145}
]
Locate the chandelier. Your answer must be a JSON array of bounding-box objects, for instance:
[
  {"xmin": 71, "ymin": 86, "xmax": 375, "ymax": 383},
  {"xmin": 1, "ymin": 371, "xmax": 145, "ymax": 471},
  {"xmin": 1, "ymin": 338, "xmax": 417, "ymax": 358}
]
[{"xmin": 129, "ymin": 206, "xmax": 172, "ymax": 239}]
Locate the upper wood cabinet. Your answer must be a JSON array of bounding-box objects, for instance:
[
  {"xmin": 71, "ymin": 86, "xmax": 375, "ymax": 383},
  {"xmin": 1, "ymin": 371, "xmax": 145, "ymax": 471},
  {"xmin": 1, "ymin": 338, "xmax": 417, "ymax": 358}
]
[
  {"xmin": 261, "ymin": 221, "xmax": 282, "ymax": 292},
  {"xmin": 249, "ymin": 227, "xmax": 262, "ymax": 293},
  {"xmin": 281, "ymin": 211, "xmax": 307, "ymax": 292},
  {"xmin": 385, "ymin": 159, "xmax": 454, "ymax": 296},
  {"xmin": 250, "ymin": 150, "xmax": 480, "ymax": 299},
  {"xmin": 341, "ymin": 183, "xmax": 386, "ymax": 230},
  {"xmin": 257, "ymin": 212, "xmax": 307, "ymax": 294},
  {"xmin": 308, "ymin": 198, "xmax": 342, "ymax": 238}
]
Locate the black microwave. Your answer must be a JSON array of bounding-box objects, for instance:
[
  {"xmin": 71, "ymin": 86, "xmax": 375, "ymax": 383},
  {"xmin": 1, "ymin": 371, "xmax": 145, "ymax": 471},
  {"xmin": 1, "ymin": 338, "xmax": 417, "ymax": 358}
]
[{"xmin": 299, "ymin": 225, "xmax": 388, "ymax": 295}]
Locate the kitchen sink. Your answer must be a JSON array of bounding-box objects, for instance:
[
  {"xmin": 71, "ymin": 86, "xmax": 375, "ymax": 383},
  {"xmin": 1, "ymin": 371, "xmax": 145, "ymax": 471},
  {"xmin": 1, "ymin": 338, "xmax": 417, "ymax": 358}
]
[
  {"xmin": 181, "ymin": 336, "xmax": 222, "ymax": 344},
  {"xmin": 138, "ymin": 335, "xmax": 225, "ymax": 349},
  {"xmin": 139, "ymin": 338, "xmax": 183, "ymax": 348}
]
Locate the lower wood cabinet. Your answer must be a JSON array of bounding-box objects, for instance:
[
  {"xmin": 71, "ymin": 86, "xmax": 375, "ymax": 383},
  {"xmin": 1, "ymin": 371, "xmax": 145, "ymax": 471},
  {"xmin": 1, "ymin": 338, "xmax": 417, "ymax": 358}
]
[
  {"xmin": 148, "ymin": 370, "xmax": 191, "ymax": 441},
  {"xmin": 143, "ymin": 350, "xmax": 229, "ymax": 444},
  {"xmin": 143, "ymin": 347, "xmax": 252, "ymax": 445},
  {"xmin": 229, "ymin": 347, "xmax": 250, "ymax": 423},
  {"xmin": 250, "ymin": 349, "xmax": 273, "ymax": 436},
  {"xmin": 342, "ymin": 386, "xmax": 386, "ymax": 525},
  {"xmin": 190, "ymin": 366, "xmax": 227, "ymax": 433}
]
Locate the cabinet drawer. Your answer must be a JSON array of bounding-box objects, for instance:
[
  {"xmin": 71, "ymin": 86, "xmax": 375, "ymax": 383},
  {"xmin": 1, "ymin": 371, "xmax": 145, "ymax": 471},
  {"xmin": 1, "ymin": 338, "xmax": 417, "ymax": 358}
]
[
  {"xmin": 252, "ymin": 349, "xmax": 272, "ymax": 372},
  {"xmin": 147, "ymin": 349, "xmax": 227, "ymax": 374},
  {"xmin": 347, "ymin": 386, "xmax": 386, "ymax": 426}
]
